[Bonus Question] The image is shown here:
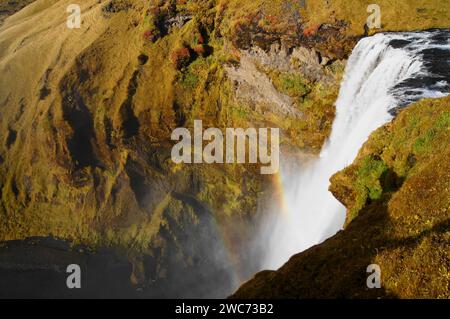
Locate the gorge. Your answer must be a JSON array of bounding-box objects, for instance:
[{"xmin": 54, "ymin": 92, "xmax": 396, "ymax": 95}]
[{"xmin": 0, "ymin": 0, "xmax": 448, "ymax": 299}]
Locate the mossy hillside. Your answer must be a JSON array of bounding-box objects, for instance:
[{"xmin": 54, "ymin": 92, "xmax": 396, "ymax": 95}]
[
  {"xmin": 136, "ymin": 0, "xmax": 341, "ymax": 153},
  {"xmin": 331, "ymin": 96, "xmax": 450, "ymax": 225},
  {"xmin": 0, "ymin": 0, "xmax": 264, "ymax": 253},
  {"xmin": 304, "ymin": 0, "xmax": 450, "ymax": 36},
  {"xmin": 210, "ymin": 0, "xmax": 450, "ymax": 60},
  {"xmin": 220, "ymin": 0, "xmax": 450, "ymax": 38}
]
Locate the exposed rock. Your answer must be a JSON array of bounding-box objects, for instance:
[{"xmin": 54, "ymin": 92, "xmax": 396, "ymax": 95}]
[
  {"xmin": 245, "ymin": 44, "xmax": 292, "ymax": 72},
  {"xmin": 291, "ymin": 47, "xmax": 320, "ymax": 67},
  {"xmin": 102, "ymin": 0, "xmax": 132, "ymax": 15},
  {"xmin": 166, "ymin": 14, "xmax": 193, "ymax": 30},
  {"xmin": 226, "ymin": 52, "xmax": 301, "ymax": 118}
]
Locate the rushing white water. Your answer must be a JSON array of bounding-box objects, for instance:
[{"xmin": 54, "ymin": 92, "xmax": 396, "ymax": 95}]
[{"xmin": 262, "ymin": 30, "xmax": 450, "ymax": 269}]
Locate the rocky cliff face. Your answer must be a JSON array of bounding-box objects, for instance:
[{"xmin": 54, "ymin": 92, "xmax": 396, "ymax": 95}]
[{"xmin": 0, "ymin": 0, "xmax": 448, "ymax": 297}]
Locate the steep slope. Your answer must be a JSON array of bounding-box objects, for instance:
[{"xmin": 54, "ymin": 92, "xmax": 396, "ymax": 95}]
[
  {"xmin": 0, "ymin": 0, "xmax": 346, "ymax": 295},
  {"xmin": 0, "ymin": 0, "xmax": 252, "ymax": 296},
  {"xmin": 0, "ymin": 0, "xmax": 449, "ymax": 297},
  {"xmin": 232, "ymin": 96, "xmax": 450, "ymax": 298}
]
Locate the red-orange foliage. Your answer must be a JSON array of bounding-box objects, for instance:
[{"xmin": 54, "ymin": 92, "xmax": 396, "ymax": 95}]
[
  {"xmin": 193, "ymin": 44, "xmax": 206, "ymax": 56},
  {"xmin": 303, "ymin": 24, "xmax": 320, "ymax": 37},
  {"xmin": 143, "ymin": 30, "xmax": 154, "ymax": 40},
  {"xmin": 265, "ymin": 15, "xmax": 279, "ymax": 25},
  {"xmin": 171, "ymin": 47, "xmax": 191, "ymax": 68},
  {"xmin": 197, "ymin": 34, "xmax": 205, "ymax": 44}
]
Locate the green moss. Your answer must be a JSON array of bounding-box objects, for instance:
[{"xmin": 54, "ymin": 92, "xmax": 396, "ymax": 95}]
[
  {"xmin": 229, "ymin": 104, "xmax": 251, "ymax": 119},
  {"xmin": 271, "ymin": 72, "xmax": 311, "ymax": 98},
  {"xmin": 435, "ymin": 111, "xmax": 450, "ymax": 130},
  {"xmin": 413, "ymin": 129, "xmax": 436, "ymax": 154},
  {"xmin": 357, "ymin": 156, "xmax": 388, "ymax": 200},
  {"xmin": 332, "ymin": 95, "xmax": 450, "ymax": 225},
  {"xmin": 180, "ymin": 72, "xmax": 199, "ymax": 89},
  {"xmin": 179, "ymin": 56, "xmax": 214, "ymax": 89},
  {"xmin": 344, "ymin": 156, "xmax": 389, "ymax": 222}
]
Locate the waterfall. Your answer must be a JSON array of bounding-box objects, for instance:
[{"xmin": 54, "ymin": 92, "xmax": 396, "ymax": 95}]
[{"xmin": 262, "ymin": 30, "xmax": 450, "ymax": 270}]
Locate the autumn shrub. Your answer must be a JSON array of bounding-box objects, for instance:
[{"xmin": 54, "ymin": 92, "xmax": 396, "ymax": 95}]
[{"xmin": 171, "ymin": 47, "xmax": 192, "ymax": 69}]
